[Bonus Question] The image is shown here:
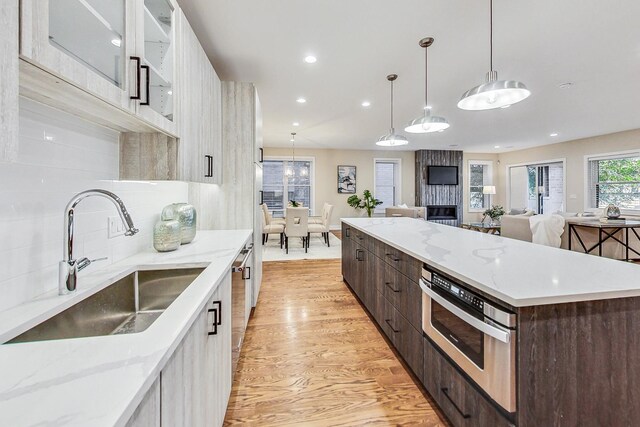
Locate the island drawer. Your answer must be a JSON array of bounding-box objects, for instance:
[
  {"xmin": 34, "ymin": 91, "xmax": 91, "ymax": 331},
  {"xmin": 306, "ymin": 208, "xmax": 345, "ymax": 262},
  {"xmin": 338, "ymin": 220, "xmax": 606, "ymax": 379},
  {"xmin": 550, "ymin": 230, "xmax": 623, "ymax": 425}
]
[
  {"xmin": 423, "ymin": 337, "xmax": 514, "ymax": 427},
  {"xmin": 351, "ymin": 228, "xmax": 373, "ymax": 250},
  {"xmin": 373, "ymin": 239, "xmax": 421, "ymax": 282},
  {"xmin": 380, "ymin": 262, "xmax": 422, "ymax": 331},
  {"xmin": 381, "ymin": 296, "xmax": 423, "ymax": 379}
]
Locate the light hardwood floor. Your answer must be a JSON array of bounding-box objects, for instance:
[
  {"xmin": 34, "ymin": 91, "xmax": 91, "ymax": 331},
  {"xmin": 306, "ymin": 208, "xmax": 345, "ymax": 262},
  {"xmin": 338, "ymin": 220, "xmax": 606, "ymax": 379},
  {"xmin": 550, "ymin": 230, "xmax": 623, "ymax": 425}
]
[{"xmin": 223, "ymin": 259, "xmax": 448, "ymax": 426}]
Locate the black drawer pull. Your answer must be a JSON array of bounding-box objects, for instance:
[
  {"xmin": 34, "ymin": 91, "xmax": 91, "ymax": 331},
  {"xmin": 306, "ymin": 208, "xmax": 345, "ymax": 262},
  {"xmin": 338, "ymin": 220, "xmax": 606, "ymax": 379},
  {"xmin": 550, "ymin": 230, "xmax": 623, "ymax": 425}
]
[
  {"xmin": 355, "ymin": 249, "xmax": 365, "ymax": 261},
  {"xmin": 207, "ymin": 308, "xmax": 218, "ymax": 335},
  {"xmin": 384, "ymin": 319, "xmax": 400, "ymax": 333},
  {"xmin": 441, "ymin": 387, "xmax": 471, "ymax": 419},
  {"xmin": 345, "ymin": 228, "xmax": 350, "ymax": 237},
  {"xmin": 385, "ymin": 281, "xmax": 401, "ymax": 293},
  {"xmin": 385, "ymin": 253, "xmax": 400, "ymax": 262}
]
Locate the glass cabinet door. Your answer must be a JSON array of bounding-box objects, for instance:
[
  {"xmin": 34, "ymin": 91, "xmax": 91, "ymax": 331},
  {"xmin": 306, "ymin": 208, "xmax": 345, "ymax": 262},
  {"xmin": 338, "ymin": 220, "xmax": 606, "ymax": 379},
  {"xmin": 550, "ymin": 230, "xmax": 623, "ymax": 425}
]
[
  {"xmin": 142, "ymin": 0, "xmax": 174, "ymax": 121},
  {"xmin": 48, "ymin": 0, "xmax": 126, "ymax": 88}
]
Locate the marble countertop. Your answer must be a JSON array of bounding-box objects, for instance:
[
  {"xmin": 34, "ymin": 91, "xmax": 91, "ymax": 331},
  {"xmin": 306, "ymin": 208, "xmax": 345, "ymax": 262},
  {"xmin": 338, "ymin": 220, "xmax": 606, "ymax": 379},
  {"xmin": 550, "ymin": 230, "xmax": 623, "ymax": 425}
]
[
  {"xmin": 342, "ymin": 217, "xmax": 640, "ymax": 307},
  {"xmin": 0, "ymin": 230, "xmax": 252, "ymax": 427}
]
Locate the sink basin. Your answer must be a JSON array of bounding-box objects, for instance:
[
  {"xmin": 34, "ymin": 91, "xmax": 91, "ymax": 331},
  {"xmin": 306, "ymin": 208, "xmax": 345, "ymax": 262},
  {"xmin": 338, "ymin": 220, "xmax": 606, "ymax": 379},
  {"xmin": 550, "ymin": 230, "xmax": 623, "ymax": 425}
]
[{"xmin": 8, "ymin": 268, "xmax": 205, "ymax": 344}]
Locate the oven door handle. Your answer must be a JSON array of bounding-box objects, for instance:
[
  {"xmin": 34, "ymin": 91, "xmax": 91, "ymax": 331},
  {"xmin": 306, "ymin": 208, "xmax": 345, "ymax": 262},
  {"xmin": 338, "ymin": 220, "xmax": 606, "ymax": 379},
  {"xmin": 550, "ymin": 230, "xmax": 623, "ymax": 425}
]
[{"xmin": 419, "ymin": 279, "xmax": 511, "ymax": 344}]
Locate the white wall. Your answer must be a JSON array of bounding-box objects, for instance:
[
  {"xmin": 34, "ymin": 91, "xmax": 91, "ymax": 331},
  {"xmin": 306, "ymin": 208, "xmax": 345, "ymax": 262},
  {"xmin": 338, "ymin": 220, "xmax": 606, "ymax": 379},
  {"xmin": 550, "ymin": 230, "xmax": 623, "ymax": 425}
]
[
  {"xmin": 0, "ymin": 99, "xmax": 190, "ymax": 312},
  {"xmin": 263, "ymin": 147, "xmax": 415, "ymax": 227}
]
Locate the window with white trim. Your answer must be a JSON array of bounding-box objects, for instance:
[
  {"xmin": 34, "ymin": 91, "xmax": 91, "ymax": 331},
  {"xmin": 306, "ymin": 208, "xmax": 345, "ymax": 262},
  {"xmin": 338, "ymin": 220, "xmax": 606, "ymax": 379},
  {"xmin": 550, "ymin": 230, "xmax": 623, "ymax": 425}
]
[
  {"xmin": 468, "ymin": 161, "xmax": 493, "ymax": 212},
  {"xmin": 587, "ymin": 152, "xmax": 640, "ymax": 210},
  {"xmin": 263, "ymin": 158, "xmax": 314, "ymax": 217},
  {"xmin": 374, "ymin": 159, "xmax": 401, "ymax": 213}
]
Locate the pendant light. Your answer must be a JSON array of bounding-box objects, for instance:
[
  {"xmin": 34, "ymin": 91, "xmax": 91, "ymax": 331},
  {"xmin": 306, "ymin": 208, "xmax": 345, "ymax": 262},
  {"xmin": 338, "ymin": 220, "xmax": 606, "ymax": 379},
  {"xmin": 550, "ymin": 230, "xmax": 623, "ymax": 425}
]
[
  {"xmin": 405, "ymin": 37, "xmax": 449, "ymax": 133},
  {"xmin": 457, "ymin": 0, "xmax": 530, "ymax": 110},
  {"xmin": 376, "ymin": 74, "xmax": 409, "ymax": 146},
  {"xmin": 285, "ymin": 132, "xmax": 296, "ymax": 177}
]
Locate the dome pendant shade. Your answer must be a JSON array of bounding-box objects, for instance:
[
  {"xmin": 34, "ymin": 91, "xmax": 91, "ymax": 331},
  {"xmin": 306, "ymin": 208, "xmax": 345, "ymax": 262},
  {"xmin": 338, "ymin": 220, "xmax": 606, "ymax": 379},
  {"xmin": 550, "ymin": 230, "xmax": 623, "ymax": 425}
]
[
  {"xmin": 405, "ymin": 110, "xmax": 450, "ymax": 133},
  {"xmin": 458, "ymin": 0, "xmax": 530, "ymax": 111},
  {"xmin": 404, "ymin": 37, "xmax": 449, "ymax": 134},
  {"xmin": 458, "ymin": 71, "xmax": 530, "ymax": 110},
  {"xmin": 377, "ymin": 129, "xmax": 409, "ymax": 146},
  {"xmin": 376, "ymin": 74, "xmax": 409, "ymax": 147}
]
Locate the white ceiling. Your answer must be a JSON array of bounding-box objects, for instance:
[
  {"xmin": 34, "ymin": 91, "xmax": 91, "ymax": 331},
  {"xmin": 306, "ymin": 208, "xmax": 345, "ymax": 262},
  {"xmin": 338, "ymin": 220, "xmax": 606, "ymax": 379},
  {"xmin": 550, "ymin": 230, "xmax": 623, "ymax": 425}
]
[{"xmin": 177, "ymin": 0, "xmax": 640, "ymax": 152}]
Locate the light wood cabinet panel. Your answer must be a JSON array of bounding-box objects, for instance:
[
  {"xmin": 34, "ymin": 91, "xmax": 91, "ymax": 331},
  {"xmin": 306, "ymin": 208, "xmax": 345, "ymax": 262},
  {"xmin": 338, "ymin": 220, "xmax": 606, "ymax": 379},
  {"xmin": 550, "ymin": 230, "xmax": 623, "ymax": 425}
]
[
  {"xmin": 119, "ymin": 132, "xmax": 177, "ymax": 180},
  {"xmin": 125, "ymin": 378, "xmax": 160, "ymax": 427},
  {"xmin": 0, "ymin": 0, "xmax": 19, "ymax": 162},
  {"xmin": 175, "ymin": 8, "xmax": 222, "ymax": 183}
]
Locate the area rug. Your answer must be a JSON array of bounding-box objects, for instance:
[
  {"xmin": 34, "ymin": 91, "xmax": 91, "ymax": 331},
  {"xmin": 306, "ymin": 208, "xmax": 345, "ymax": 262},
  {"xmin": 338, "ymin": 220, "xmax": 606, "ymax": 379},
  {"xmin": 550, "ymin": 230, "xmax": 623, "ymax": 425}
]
[{"xmin": 262, "ymin": 232, "xmax": 342, "ymax": 261}]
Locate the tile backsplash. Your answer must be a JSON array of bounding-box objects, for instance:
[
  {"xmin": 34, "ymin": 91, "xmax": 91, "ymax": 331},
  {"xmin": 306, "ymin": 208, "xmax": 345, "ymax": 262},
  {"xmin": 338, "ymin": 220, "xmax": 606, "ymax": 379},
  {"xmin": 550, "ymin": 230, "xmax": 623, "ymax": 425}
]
[{"xmin": 0, "ymin": 98, "xmax": 189, "ymax": 312}]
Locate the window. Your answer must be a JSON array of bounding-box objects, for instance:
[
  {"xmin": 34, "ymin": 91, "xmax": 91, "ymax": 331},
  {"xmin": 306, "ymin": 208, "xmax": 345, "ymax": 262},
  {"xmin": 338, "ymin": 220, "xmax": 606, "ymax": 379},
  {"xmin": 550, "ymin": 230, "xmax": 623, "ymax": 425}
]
[
  {"xmin": 468, "ymin": 161, "xmax": 493, "ymax": 212},
  {"xmin": 587, "ymin": 152, "xmax": 640, "ymax": 210},
  {"xmin": 374, "ymin": 159, "xmax": 401, "ymax": 213},
  {"xmin": 263, "ymin": 158, "xmax": 313, "ymax": 217}
]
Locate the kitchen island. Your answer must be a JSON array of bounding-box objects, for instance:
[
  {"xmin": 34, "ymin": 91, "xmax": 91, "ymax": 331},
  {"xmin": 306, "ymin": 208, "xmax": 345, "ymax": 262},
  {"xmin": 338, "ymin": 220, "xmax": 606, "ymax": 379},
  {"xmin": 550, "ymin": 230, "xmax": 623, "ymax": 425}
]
[
  {"xmin": 341, "ymin": 217, "xmax": 640, "ymax": 427},
  {"xmin": 0, "ymin": 230, "xmax": 252, "ymax": 427}
]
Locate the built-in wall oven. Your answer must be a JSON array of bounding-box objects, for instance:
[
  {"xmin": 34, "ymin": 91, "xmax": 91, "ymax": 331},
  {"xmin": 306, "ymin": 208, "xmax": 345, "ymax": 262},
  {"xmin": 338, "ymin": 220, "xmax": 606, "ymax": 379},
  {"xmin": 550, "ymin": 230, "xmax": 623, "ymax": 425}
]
[{"xmin": 419, "ymin": 265, "xmax": 517, "ymax": 413}]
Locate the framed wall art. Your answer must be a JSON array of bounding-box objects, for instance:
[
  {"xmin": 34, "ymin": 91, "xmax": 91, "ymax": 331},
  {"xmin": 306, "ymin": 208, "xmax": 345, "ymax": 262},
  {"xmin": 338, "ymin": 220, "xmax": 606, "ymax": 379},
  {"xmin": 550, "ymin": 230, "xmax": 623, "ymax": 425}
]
[{"xmin": 337, "ymin": 165, "xmax": 356, "ymax": 194}]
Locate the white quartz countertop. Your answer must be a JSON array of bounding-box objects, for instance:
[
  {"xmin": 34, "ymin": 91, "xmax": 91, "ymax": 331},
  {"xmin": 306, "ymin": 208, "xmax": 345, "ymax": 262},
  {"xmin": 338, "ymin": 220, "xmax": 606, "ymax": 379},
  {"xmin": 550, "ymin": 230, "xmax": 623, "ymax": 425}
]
[
  {"xmin": 342, "ymin": 217, "xmax": 640, "ymax": 307},
  {"xmin": 0, "ymin": 230, "xmax": 252, "ymax": 427}
]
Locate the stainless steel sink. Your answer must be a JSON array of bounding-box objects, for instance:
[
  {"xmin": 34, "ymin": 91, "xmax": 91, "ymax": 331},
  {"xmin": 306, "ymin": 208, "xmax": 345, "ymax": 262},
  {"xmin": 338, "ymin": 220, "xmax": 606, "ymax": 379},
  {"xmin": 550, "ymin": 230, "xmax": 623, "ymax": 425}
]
[{"xmin": 8, "ymin": 268, "xmax": 205, "ymax": 344}]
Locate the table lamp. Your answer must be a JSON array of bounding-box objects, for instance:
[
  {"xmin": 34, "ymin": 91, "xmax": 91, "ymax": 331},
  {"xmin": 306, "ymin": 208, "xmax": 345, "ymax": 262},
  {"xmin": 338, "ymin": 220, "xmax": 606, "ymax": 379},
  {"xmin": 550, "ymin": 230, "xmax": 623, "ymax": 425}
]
[{"xmin": 483, "ymin": 185, "xmax": 496, "ymax": 209}]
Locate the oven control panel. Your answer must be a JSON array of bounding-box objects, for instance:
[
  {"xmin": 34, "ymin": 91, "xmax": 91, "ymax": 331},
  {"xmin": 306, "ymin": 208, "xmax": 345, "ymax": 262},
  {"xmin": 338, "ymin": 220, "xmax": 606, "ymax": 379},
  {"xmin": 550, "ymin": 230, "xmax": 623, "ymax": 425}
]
[{"xmin": 430, "ymin": 273, "xmax": 484, "ymax": 312}]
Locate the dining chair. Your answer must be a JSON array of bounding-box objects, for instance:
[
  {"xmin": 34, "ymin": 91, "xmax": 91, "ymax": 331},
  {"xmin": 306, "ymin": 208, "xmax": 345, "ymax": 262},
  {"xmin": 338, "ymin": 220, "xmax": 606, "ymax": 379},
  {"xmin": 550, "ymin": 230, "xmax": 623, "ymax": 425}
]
[
  {"xmin": 309, "ymin": 202, "xmax": 329, "ymax": 225},
  {"xmin": 261, "ymin": 209, "xmax": 284, "ymax": 248},
  {"xmin": 308, "ymin": 204, "xmax": 334, "ymax": 247},
  {"xmin": 284, "ymin": 207, "xmax": 309, "ymax": 254},
  {"xmin": 262, "ymin": 203, "xmax": 285, "ymax": 226}
]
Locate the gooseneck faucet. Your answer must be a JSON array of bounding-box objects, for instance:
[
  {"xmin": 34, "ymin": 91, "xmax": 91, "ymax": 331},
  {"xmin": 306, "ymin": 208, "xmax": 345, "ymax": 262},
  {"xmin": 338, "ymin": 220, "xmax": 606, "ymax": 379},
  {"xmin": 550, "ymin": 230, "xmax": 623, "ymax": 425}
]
[{"xmin": 59, "ymin": 189, "xmax": 139, "ymax": 295}]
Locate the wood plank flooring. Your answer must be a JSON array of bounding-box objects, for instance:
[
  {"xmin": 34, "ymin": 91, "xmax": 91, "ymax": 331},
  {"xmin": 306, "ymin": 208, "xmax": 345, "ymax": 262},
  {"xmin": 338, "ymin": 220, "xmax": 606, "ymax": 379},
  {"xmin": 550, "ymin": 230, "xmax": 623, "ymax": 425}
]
[{"xmin": 224, "ymin": 259, "xmax": 448, "ymax": 426}]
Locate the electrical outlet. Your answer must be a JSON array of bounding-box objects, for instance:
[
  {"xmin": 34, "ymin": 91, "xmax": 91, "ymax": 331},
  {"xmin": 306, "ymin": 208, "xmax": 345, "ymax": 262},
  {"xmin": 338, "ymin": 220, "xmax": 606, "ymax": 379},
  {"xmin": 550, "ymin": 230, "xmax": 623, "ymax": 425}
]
[{"xmin": 108, "ymin": 216, "xmax": 124, "ymax": 238}]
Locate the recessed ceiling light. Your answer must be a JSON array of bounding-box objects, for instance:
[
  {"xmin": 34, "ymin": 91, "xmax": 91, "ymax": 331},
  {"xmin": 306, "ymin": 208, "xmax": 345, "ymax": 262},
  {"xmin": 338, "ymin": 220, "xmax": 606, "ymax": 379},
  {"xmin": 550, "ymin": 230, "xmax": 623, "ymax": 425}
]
[
  {"xmin": 449, "ymin": 144, "xmax": 459, "ymax": 147},
  {"xmin": 494, "ymin": 145, "xmax": 500, "ymax": 149},
  {"xmin": 167, "ymin": 90, "xmax": 172, "ymax": 95},
  {"xmin": 361, "ymin": 101, "xmax": 371, "ymax": 107},
  {"xmin": 550, "ymin": 132, "xmax": 558, "ymax": 137},
  {"xmin": 111, "ymin": 38, "xmax": 122, "ymax": 47},
  {"xmin": 292, "ymin": 122, "xmax": 300, "ymax": 127},
  {"xmin": 559, "ymin": 82, "xmax": 574, "ymax": 89},
  {"xmin": 296, "ymin": 97, "xmax": 306, "ymax": 104},
  {"xmin": 304, "ymin": 55, "xmax": 317, "ymax": 64},
  {"xmin": 500, "ymin": 104, "xmax": 511, "ymax": 109}
]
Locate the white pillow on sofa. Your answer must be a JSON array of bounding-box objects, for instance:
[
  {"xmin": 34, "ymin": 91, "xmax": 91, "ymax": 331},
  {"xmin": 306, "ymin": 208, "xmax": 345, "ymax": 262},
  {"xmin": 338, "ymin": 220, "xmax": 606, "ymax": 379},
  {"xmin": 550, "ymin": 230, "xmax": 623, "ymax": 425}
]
[{"xmin": 398, "ymin": 203, "xmax": 408, "ymax": 208}]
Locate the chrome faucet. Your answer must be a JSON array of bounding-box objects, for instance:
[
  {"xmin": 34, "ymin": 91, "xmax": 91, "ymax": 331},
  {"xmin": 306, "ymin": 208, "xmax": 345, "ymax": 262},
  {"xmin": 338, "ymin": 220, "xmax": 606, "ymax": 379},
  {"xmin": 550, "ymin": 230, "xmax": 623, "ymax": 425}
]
[{"xmin": 59, "ymin": 189, "xmax": 139, "ymax": 295}]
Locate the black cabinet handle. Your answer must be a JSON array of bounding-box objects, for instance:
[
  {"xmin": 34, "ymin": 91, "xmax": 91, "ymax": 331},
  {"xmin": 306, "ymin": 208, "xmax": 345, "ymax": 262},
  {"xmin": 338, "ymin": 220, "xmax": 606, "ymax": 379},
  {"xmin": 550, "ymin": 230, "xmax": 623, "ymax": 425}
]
[
  {"xmin": 140, "ymin": 64, "xmax": 150, "ymax": 106},
  {"xmin": 386, "ymin": 253, "xmax": 400, "ymax": 262},
  {"xmin": 441, "ymin": 387, "xmax": 471, "ymax": 419},
  {"xmin": 243, "ymin": 266, "xmax": 251, "ymax": 280},
  {"xmin": 355, "ymin": 249, "xmax": 364, "ymax": 261},
  {"xmin": 205, "ymin": 155, "xmax": 213, "ymax": 178},
  {"xmin": 130, "ymin": 56, "xmax": 141, "ymax": 100},
  {"xmin": 385, "ymin": 281, "xmax": 401, "ymax": 293},
  {"xmin": 259, "ymin": 147, "xmax": 264, "ymax": 163},
  {"xmin": 259, "ymin": 190, "xmax": 263, "ymax": 205},
  {"xmin": 207, "ymin": 300, "xmax": 222, "ymax": 335},
  {"xmin": 385, "ymin": 319, "xmax": 400, "ymax": 333},
  {"xmin": 345, "ymin": 228, "xmax": 350, "ymax": 237}
]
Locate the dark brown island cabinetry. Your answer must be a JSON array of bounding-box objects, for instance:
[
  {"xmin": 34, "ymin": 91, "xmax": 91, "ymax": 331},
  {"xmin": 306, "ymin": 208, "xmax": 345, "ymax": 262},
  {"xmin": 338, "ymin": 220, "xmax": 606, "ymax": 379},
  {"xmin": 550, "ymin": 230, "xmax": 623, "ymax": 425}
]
[{"xmin": 342, "ymin": 221, "xmax": 640, "ymax": 427}]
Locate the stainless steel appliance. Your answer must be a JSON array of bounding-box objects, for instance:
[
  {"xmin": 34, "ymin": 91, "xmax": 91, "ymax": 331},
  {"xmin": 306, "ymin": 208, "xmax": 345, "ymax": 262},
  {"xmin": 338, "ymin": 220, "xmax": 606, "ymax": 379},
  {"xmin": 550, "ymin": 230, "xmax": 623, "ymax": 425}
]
[
  {"xmin": 419, "ymin": 266, "xmax": 517, "ymax": 413},
  {"xmin": 231, "ymin": 245, "xmax": 253, "ymax": 374}
]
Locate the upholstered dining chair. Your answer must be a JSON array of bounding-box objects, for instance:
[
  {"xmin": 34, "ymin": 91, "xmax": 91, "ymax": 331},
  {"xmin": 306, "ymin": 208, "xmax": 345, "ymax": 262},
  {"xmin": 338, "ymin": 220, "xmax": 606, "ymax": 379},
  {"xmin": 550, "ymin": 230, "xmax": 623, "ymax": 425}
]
[
  {"xmin": 261, "ymin": 209, "xmax": 284, "ymax": 248},
  {"xmin": 284, "ymin": 207, "xmax": 309, "ymax": 254},
  {"xmin": 309, "ymin": 202, "xmax": 329, "ymax": 225},
  {"xmin": 308, "ymin": 204, "xmax": 334, "ymax": 247},
  {"xmin": 262, "ymin": 203, "xmax": 285, "ymax": 226}
]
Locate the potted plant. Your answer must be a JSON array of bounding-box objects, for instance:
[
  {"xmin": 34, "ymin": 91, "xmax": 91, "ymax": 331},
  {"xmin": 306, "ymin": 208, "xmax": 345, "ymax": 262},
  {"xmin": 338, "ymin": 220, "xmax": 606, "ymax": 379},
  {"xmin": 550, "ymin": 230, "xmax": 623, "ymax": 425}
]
[
  {"xmin": 347, "ymin": 190, "xmax": 382, "ymax": 218},
  {"xmin": 483, "ymin": 205, "xmax": 506, "ymax": 226},
  {"xmin": 288, "ymin": 200, "xmax": 301, "ymax": 207}
]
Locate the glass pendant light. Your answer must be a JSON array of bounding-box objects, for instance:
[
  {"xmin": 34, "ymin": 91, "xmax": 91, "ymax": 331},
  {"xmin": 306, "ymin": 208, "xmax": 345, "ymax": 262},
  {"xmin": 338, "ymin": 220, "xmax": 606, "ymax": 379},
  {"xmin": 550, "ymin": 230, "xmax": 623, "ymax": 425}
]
[
  {"xmin": 405, "ymin": 37, "xmax": 449, "ymax": 133},
  {"xmin": 376, "ymin": 74, "xmax": 409, "ymax": 147},
  {"xmin": 285, "ymin": 132, "xmax": 296, "ymax": 177},
  {"xmin": 458, "ymin": 0, "xmax": 530, "ymax": 110}
]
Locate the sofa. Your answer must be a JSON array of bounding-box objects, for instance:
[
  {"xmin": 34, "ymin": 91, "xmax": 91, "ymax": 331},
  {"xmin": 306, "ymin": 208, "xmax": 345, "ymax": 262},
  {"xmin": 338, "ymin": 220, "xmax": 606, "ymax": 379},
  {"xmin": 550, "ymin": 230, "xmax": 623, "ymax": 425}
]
[
  {"xmin": 385, "ymin": 206, "xmax": 426, "ymax": 219},
  {"xmin": 500, "ymin": 211, "xmax": 640, "ymax": 260}
]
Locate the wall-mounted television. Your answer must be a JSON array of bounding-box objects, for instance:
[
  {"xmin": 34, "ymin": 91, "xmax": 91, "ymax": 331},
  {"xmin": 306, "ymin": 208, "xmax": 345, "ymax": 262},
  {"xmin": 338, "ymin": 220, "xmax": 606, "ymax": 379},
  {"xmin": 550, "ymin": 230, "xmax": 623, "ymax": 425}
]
[{"xmin": 428, "ymin": 166, "xmax": 458, "ymax": 185}]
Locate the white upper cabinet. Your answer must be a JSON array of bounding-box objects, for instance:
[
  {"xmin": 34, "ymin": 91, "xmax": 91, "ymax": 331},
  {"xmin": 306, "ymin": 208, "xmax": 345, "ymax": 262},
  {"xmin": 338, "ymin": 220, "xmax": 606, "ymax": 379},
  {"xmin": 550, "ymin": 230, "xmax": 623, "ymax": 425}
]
[{"xmin": 19, "ymin": 0, "xmax": 176, "ymax": 135}]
